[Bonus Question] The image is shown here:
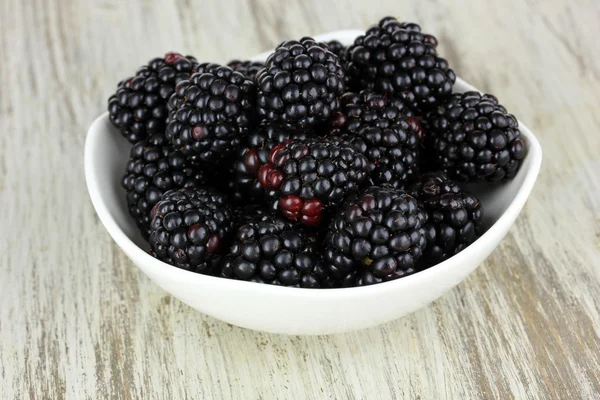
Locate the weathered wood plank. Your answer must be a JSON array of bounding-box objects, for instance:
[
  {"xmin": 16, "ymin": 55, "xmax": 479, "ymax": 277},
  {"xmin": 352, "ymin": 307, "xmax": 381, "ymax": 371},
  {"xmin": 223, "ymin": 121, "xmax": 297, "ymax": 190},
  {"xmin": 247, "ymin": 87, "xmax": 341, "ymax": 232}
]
[{"xmin": 0, "ymin": 0, "xmax": 599, "ymax": 398}]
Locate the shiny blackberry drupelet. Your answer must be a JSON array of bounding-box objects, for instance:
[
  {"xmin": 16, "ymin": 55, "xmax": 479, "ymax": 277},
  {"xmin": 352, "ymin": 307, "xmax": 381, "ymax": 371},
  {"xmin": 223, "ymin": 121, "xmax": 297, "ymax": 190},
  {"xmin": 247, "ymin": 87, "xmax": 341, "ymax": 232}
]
[
  {"xmin": 122, "ymin": 134, "xmax": 207, "ymax": 239},
  {"xmin": 324, "ymin": 185, "xmax": 428, "ymax": 286},
  {"xmin": 148, "ymin": 188, "xmax": 234, "ymax": 274},
  {"xmin": 257, "ymin": 136, "xmax": 370, "ymax": 226},
  {"xmin": 108, "ymin": 53, "xmax": 199, "ymax": 144},
  {"xmin": 410, "ymin": 172, "xmax": 483, "ymax": 265},
  {"xmin": 235, "ymin": 122, "xmax": 313, "ymax": 203},
  {"xmin": 166, "ymin": 63, "xmax": 255, "ymax": 164},
  {"xmin": 227, "ymin": 60, "xmax": 265, "ymax": 81},
  {"xmin": 329, "ymin": 90, "xmax": 423, "ymax": 189},
  {"xmin": 424, "ymin": 91, "xmax": 526, "ymax": 181},
  {"xmin": 220, "ymin": 214, "xmax": 333, "ymax": 288},
  {"xmin": 325, "ymin": 40, "xmax": 347, "ymax": 59},
  {"xmin": 256, "ymin": 37, "xmax": 345, "ymax": 130},
  {"xmin": 345, "ymin": 17, "xmax": 455, "ymax": 113}
]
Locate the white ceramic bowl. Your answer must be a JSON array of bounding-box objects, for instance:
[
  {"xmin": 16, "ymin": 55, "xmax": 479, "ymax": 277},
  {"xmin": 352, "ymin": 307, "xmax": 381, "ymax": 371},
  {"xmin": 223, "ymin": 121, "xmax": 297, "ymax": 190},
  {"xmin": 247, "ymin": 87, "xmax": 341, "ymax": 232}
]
[{"xmin": 85, "ymin": 30, "xmax": 542, "ymax": 335}]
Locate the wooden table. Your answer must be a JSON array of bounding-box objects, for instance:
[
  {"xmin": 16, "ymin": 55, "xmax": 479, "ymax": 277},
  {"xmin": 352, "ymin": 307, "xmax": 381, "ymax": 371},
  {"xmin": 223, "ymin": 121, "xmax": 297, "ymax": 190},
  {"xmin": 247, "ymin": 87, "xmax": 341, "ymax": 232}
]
[{"xmin": 1, "ymin": 0, "xmax": 599, "ymax": 398}]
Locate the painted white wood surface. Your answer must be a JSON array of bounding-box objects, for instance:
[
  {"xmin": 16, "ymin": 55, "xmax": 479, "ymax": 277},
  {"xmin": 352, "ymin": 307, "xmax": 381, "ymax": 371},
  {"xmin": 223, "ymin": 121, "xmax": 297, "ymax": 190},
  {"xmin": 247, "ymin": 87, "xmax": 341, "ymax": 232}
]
[{"xmin": 0, "ymin": 0, "xmax": 599, "ymax": 398}]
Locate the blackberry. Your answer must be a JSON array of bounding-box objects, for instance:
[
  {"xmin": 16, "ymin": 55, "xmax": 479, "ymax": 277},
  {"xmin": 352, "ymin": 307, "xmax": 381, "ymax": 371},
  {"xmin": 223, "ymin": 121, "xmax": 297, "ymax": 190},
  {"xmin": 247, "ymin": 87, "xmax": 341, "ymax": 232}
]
[
  {"xmin": 324, "ymin": 185, "xmax": 427, "ymax": 286},
  {"xmin": 410, "ymin": 172, "xmax": 483, "ymax": 265},
  {"xmin": 221, "ymin": 214, "xmax": 332, "ymax": 288},
  {"xmin": 256, "ymin": 37, "xmax": 345, "ymax": 130},
  {"xmin": 121, "ymin": 134, "xmax": 207, "ymax": 238},
  {"xmin": 235, "ymin": 122, "xmax": 313, "ymax": 202},
  {"xmin": 257, "ymin": 136, "xmax": 370, "ymax": 226},
  {"xmin": 227, "ymin": 60, "xmax": 265, "ymax": 81},
  {"xmin": 425, "ymin": 92, "xmax": 526, "ymax": 181},
  {"xmin": 149, "ymin": 188, "xmax": 234, "ymax": 273},
  {"xmin": 325, "ymin": 40, "xmax": 347, "ymax": 59},
  {"xmin": 108, "ymin": 53, "xmax": 199, "ymax": 144},
  {"xmin": 330, "ymin": 90, "xmax": 423, "ymax": 189},
  {"xmin": 345, "ymin": 17, "xmax": 455, "ymax": 113},
  {"xmin": 166, "ymin": 63, "xmax": 255, "ymax": 164}
]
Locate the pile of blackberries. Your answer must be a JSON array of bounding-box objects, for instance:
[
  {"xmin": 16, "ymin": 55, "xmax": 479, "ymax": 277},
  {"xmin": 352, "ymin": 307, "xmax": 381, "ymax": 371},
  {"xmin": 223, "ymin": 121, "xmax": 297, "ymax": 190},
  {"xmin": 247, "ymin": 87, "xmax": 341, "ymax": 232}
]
[{"xmin": 108, "ymin": 16, "xmax": 525, "ymax": 288}]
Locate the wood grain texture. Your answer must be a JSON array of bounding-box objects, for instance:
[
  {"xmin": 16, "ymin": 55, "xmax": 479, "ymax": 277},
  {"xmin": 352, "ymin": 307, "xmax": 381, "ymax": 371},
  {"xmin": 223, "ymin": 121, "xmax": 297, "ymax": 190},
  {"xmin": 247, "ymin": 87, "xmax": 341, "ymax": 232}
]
[{"xmin": 0, "ymin": 0, "xmax": 599, "ymax": 398}]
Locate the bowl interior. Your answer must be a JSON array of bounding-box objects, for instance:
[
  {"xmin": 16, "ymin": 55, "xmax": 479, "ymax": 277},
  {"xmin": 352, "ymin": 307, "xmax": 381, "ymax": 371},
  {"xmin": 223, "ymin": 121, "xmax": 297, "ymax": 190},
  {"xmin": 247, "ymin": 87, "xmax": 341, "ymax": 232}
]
[{"xmin": 97, "ymin": 123, "xmax": 149, "ymax": 249}]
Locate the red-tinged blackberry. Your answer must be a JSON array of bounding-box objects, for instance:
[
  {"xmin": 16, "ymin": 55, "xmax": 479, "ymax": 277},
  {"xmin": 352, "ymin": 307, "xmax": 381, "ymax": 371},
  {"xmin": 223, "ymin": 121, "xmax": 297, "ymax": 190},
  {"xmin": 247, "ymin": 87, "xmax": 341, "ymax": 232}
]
[
  {"xmin": 220, "ymin": 214, "xmax": 334, "ymax": 288},
  {"xmin": 122, "ymin": 134, "xmax": 207, "ymax": 238},
  {"xmin": 257, "ymin": 136, "xmax": 370, "ymax": 226},
  {"xmin": 166, "ymin": 63, "xmax": 255, "ymax": 164},
  {"xmin": 149, "ymin": 188, "xmax": 234, "ymax": 274},
  {"xmin": 108, "ymin": 53, "xmax": 199, "ymax": 144},
  {"xmin": 235, "ymin": 122, "xmax": 313, "ymax": 202},
  {"xmin": 425, "ymin": 92, "xmax": 526, "ymax": 181},
  {"xmin": 410, "ymin": 172, "xmax": 483, "ymax": 265},
  {"xmin": 324, "ymin": 185, "xmax": 428, "ymax": 286},
  {"xmin": 227, "ymin": 60, "xmax": 265, "ymax": 81},
  {"xmin": 330, "ymin": 90, "xmax": 423, "ymax": 189},
  {"xmin": 256, "ymin": 37, "xmax": 345, "ymax": 130},
  {"xmin": 345, "ymin": 17, "xmax": 456, "ymax": 113},
  {"xmin": 325, "ymin": 40, "xmax": 347, "ymax": 59}
]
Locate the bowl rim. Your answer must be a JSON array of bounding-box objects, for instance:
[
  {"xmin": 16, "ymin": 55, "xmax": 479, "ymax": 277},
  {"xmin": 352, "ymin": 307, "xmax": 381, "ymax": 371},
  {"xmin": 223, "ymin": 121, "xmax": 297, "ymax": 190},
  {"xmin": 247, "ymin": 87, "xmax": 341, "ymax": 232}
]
[{"xmin": 85, "ymin": 30, "xmax": 542, "ymax": 299}]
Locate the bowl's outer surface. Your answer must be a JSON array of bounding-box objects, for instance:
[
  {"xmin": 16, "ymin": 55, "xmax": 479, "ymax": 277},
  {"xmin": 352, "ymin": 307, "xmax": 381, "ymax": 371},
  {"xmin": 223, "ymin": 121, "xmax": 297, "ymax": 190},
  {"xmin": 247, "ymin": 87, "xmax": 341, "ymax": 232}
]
[{"xmin": 85, "ymin": 30, "xmax": 542, "ymax": 335}]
